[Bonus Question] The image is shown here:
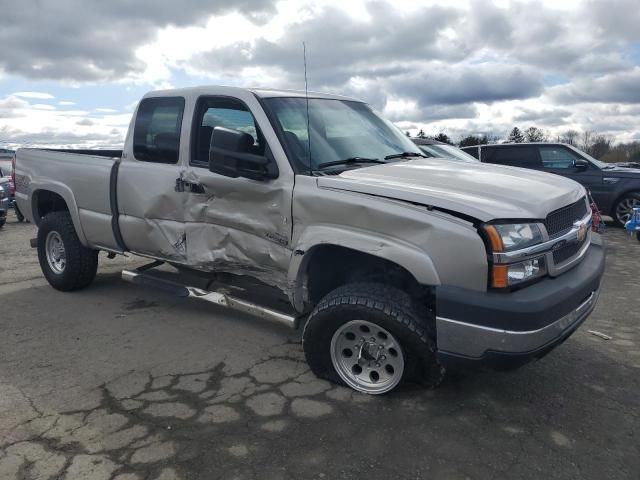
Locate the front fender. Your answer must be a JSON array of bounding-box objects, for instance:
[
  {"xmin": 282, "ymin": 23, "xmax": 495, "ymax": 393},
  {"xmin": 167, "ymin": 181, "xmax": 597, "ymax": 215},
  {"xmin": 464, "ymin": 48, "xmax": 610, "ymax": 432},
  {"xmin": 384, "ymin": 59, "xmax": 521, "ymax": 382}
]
[{"xmin": 287, "ymin": 224, "xmax": 440, "ymax": 311}]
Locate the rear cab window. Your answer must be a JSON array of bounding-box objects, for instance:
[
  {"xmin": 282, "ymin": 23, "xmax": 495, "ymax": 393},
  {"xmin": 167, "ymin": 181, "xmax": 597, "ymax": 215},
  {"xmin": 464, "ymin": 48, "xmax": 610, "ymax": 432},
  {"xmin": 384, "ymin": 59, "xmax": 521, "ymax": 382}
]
[
  {"xmin": 133, "ymin": 97, "xmax": 185, "ymax": 164},
  {"xmin": 482, "ymin": 146, "xmax": 541, "ymax": 168}
]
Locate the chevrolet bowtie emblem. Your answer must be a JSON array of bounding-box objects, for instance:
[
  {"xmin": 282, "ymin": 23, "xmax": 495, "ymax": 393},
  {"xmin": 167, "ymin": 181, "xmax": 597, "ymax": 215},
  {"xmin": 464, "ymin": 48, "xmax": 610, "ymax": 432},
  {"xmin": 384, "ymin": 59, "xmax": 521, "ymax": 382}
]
[{"xmin": 576, "ymin": 222, "xmax": 587, "ymax": 242}]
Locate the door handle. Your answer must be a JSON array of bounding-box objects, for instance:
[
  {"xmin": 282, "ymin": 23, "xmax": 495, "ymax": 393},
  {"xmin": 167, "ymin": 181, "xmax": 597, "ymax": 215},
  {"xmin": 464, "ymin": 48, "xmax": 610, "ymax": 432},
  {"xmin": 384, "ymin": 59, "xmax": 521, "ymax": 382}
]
[{"xmin": 175, "ymin": 178, "xmax": 205, "ymax": 194}]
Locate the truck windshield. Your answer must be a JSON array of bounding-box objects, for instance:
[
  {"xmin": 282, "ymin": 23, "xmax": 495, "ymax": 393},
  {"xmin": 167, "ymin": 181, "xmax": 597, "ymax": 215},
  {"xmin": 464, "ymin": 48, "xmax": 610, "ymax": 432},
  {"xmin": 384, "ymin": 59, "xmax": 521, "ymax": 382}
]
[
  {"xmin": 418, "ymin": 144, "xmax": 479, "ymax": 163},
  {"xmin": 262, "ymin": 97, "xmax": 423, "ymax": 173}
]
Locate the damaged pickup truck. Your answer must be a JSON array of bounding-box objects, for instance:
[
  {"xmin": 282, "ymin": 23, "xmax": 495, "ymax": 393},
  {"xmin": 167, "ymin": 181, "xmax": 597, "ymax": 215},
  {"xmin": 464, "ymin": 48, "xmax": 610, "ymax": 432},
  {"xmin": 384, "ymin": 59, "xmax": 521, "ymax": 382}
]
[{"xmin": 14, "ymin": 86, "xmax": 605, "ymax": 394}]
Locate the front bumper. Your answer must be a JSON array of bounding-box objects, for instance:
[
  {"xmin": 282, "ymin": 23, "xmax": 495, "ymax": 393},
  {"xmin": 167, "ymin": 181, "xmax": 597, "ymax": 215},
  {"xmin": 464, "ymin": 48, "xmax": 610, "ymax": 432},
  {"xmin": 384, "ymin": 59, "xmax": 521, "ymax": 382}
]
[{"xmin": 435, "ymin": 236, "xmax": 605, "ymax": 369}]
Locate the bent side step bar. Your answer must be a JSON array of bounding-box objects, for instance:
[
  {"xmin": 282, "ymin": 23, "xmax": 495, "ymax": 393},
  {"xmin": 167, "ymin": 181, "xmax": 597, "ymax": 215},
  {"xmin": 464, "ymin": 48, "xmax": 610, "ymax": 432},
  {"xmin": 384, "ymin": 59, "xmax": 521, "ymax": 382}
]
[{"xmin": 121, "ymin": 268, "xmax": 298, "ymax": 329}]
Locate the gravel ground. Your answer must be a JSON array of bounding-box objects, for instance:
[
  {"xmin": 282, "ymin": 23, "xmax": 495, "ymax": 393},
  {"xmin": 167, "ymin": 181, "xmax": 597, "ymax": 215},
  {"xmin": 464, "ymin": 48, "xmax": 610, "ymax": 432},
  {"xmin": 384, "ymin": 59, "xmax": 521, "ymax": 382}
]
[{"xmin": 1, "ymin": 210, "xmax": 638, "ymax": 480}]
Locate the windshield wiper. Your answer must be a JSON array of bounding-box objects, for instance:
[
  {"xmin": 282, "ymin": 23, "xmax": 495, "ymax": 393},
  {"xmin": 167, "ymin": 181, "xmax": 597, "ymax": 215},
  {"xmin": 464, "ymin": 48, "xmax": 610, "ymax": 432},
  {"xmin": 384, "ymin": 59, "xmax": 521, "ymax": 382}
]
[
  {"xmin": 317, "ymin": 157, "xmax": 384, "ymax": 169},
  {"xmin": 384, "ymin": 151, "xmax": 427, "ymax": 160}
]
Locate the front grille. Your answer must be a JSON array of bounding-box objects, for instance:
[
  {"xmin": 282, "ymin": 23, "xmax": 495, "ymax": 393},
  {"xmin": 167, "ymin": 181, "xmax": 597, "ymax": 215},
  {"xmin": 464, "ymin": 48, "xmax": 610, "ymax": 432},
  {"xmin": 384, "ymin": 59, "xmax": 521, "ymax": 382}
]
[
  {"xmin": 553, "ymin": 237, "xmax": 586, "ymax": 264},
  {"xmin": 544, "ymin": 197, "xmax": 588, "ymax": 238}
]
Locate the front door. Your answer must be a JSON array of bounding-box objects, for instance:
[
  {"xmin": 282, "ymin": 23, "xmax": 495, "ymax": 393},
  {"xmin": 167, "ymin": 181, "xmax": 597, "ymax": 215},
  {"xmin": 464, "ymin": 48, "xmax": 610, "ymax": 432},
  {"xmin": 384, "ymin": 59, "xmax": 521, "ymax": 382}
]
[
  {"xmin": 180, "ymin": 95, "xmax": 294, "ymax": 291},
  {"xmin": 537, "ymin": 145, "xmax": 604, "ymax": 204}
]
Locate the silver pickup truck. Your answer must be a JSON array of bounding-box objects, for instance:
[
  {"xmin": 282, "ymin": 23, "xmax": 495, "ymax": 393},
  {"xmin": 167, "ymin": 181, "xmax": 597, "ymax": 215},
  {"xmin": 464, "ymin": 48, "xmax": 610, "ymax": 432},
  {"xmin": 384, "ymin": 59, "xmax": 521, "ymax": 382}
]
[{"xmin": 15, "ymin": 86, "xmax": 605, "ymax": 394}]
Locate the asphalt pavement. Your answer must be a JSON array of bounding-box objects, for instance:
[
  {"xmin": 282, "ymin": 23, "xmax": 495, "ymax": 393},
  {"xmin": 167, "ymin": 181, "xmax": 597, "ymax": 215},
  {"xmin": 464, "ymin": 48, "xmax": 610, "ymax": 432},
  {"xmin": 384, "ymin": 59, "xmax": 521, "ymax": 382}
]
[{"xmin": 1, "ymin": 210, "xmax": 638, "ymax": 480}]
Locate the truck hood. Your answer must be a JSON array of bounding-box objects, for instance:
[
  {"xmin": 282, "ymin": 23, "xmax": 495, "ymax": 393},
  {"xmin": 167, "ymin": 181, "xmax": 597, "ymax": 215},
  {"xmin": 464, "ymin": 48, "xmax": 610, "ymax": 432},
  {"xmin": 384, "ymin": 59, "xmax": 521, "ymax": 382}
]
[{"xmin": 317, "ymin": 158, "xmax": 585, "ymax": 222}]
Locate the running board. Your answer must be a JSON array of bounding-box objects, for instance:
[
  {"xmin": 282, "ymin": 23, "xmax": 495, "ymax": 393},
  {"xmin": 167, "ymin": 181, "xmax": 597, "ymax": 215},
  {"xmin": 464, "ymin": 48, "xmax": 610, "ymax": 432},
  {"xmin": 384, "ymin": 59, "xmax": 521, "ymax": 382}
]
[{"xmin": 121, "ymin": 268, "xmax": 298, "ymax": 329}]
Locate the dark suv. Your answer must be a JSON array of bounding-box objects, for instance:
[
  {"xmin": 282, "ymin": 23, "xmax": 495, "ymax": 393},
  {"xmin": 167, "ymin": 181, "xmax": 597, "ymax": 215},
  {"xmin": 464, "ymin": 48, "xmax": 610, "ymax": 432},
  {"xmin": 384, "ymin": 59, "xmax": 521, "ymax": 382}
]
[{"xmin": 461, "ymin": 142, "xmax": 640, "ymax": 225}]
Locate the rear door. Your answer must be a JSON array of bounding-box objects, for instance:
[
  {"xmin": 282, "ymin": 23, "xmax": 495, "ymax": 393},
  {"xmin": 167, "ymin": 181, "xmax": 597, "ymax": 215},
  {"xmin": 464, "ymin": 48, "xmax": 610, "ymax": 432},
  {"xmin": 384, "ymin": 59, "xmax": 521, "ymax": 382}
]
[
  {"xmin": 536, "ymin": 145, "xmax": 604, "ymax": 202},
  {"xmin": 117, "ymin": 96, "xmax": 190, "ymax": 260}
]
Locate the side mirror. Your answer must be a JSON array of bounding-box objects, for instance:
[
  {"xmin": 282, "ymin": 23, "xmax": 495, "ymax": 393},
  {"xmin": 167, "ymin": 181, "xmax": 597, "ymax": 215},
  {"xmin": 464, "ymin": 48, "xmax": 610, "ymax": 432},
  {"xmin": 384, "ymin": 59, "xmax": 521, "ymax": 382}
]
[
  {"xmin": 209, "ymin": 126, "xmax": 278, "ymax": 181},
  {"xmin": 574, "ymin": 158, "xmax": 589, "ymax": 169}
]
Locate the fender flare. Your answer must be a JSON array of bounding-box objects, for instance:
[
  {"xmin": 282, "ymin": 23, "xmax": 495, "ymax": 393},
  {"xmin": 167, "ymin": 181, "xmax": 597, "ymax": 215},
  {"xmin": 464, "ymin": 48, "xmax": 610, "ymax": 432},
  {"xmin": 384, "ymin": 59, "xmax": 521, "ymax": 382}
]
[
  {"xmin": 31, "ymin": 181, "xmax": 88, "ymax": 246},
  {"xmin": 287, "ymin": 225, "xmax": 440, "ymax": 311}
]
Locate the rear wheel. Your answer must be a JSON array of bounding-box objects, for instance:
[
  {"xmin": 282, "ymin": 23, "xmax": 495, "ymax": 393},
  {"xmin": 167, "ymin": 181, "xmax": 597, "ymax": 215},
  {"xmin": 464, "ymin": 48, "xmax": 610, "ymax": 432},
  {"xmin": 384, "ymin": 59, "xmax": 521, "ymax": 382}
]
[
  {"xmin": 302, "ymin": 282, "xmax": 443, "ymax": 394},
  {"xmin": 613, "ymin": 193, "xmax": 640, "ymax": 226},
  {"xmin": 37, "ymin": 211, "xmax": 98, "ymax": 291}
]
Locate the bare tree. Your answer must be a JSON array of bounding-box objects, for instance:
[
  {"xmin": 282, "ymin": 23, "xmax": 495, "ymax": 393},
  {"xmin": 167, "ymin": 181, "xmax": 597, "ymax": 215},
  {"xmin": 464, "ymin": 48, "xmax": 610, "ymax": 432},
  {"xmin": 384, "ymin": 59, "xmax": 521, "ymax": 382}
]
[
  {"xmin": 560, "ymin": 130, "xmax": 579, "ymax": 146},
  {"xmin": 581, "ymin": 131, "xmax": 593, "ymax": 153}
]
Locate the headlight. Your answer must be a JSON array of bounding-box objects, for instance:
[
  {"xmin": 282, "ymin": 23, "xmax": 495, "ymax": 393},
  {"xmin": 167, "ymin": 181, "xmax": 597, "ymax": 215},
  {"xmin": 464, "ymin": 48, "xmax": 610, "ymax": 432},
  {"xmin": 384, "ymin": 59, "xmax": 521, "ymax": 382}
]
[
  {"xmin": 484, "ymin": 223, "xmax": 544, "ymax": 252},
  {"xmin": 483, "ymin": 223, "xmax": 547, "ymax": 288}
]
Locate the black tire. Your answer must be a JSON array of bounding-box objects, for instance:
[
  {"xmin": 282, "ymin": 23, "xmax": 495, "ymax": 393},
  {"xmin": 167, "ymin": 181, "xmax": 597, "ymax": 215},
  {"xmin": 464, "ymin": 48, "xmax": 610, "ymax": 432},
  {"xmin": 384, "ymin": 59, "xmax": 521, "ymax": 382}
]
[
  {"xmin": 302, "ymin": 282, "xmax": 444, "ymax": 393},
  {"xmin": 37, "ymin": 211, "xmax": 98, "ymax": 291},
  {"xmin": 612, "ymin": 192, "xmax": 640, "ymax": 227},
  {"xmin": 0, "ymin": 219, "xmax": 5, "ymax": 228}
]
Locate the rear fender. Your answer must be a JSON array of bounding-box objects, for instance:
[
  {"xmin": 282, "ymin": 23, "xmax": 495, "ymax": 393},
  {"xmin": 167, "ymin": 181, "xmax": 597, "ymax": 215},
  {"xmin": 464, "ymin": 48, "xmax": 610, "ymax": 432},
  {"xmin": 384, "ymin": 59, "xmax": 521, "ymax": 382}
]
[{"xmin": 31, "ymin": 182, "xmax": 88, "ymax": 246}]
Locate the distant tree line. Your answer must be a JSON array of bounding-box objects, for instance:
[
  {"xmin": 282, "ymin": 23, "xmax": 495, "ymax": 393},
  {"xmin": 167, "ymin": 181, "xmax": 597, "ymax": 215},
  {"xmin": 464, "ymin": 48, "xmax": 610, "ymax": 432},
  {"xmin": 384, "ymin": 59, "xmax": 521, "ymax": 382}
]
[{"xmin": 410, "ymin": 126, "xmax": 640, "ymax": 162}]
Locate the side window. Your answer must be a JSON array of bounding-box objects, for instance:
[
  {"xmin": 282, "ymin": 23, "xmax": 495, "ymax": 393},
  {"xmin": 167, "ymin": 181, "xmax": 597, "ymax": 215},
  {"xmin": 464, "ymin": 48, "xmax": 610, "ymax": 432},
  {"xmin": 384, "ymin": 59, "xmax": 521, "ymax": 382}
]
[
  {"xmin": 483, "ymin": 146, "xmax": 541, "ymax": 168},
  {"xmin": 191, "ymin": 97, "xmax": 265, "ymax": 167},
  {"xmin": 133, "ymin": 97, "xmax": 185, "ymax": 164},
  {"xmin": 539, "ymin": 146, "xmax": 581, "ymax": 169},
  {"xmin": 462, "ymin": 147, "xmax": 479, "ymax": 159}
]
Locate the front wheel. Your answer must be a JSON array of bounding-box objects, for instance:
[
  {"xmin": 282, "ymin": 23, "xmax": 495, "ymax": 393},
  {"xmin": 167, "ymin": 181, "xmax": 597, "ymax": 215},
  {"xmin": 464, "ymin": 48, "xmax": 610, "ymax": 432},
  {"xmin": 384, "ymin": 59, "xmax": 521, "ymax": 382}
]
[
  {"xmin": 302, "ymin": 283, "xmax": 444, "ymax": 394},
  {"xmin": 37, "ymin": 211, "xmax": 98, "ymax": 291},
  {"xmin": 613, "ymin": 193, "xmax": 640, "ymax": 226}
]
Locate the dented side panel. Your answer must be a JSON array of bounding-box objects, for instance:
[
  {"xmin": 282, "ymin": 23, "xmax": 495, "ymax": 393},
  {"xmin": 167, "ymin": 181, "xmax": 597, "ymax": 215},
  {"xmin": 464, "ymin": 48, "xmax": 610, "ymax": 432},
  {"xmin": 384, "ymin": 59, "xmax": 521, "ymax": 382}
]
[{"xmin": 117, "ymin": 88, "xmax": 295, "ymax": 292}]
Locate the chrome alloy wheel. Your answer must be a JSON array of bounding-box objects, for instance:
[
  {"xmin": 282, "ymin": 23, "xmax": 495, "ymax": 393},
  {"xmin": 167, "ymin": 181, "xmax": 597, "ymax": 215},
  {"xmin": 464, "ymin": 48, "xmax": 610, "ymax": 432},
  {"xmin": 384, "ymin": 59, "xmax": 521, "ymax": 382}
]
[
  {"xmin": 616, "ymin": 197, "xmax": 640, "ymax": 224},
  {"xmin": 46, "ymin": 231, "xmax": 66, "ymax": 274},
  {"xmin": 330, "ymin": 319, "xmax": 405, "ymax": 394}
]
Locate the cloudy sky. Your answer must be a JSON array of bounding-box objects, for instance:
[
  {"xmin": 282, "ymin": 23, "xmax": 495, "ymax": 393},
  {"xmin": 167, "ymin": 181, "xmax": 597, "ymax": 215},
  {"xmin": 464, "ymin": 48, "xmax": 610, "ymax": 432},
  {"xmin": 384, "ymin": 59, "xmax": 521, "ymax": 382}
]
[{"xmin": 1, "ymin": 0, "xmax": 639, "ymax": 148}]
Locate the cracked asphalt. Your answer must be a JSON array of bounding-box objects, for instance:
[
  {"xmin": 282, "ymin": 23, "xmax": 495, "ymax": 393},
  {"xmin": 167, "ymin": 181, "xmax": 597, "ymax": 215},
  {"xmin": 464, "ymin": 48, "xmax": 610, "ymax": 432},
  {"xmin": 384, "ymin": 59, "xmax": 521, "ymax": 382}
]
[{"xmin": 1, "ymin": 211, "xmax": 639, "ymax": 480}]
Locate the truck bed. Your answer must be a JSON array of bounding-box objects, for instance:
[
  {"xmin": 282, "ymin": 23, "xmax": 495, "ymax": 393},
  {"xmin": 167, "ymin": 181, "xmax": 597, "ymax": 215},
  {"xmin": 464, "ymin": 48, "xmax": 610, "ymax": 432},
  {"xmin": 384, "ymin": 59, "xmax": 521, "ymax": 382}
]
[
  {"xmin": 43, "ymin": 148, "xmax": 123, "ymax": 158},
  {"xmin": 15, "ymin": 148, "xmax": 122, "ymax": 251}
]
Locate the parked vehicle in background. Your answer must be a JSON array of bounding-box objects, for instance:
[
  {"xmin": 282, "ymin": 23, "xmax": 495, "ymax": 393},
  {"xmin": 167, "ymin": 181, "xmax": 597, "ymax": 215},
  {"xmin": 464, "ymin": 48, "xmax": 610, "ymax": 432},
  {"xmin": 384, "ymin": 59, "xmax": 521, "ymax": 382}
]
[
  {"xmin": 615, "ymin": 161, "xmax": 640, "ymax": 169},
  {"xmin": 0, "ymin": 162, "xmax": 15, "ymax": 205},
  {"xmin": 15, "ymin": 86, "xmax": 605, "ymax": 394},
  {"xmin": 0, "ymin": 185, "xmax": 8, "ymax": 227},
  {"xmin": 462, "ymin": 142, "xmax": 640, "ymax": 226},
  {"xmin": 411, "ymin": 138, "xmax": 478, "ymax": 163}
]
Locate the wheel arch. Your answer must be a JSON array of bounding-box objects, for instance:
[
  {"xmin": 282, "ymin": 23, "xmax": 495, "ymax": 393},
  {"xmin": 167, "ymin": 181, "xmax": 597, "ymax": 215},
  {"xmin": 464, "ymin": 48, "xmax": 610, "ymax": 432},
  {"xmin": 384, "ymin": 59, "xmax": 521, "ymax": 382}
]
[
  {"xmin": 31, "ymin": 185, "xmax": 88, "ymax": 245},
  {"xmin": 610, "ymin": 190, "xmax": 640, "ymax": 222},
  {"xmin": 288, "ymin": 225, "xmax": 440, "ymax": 312}
]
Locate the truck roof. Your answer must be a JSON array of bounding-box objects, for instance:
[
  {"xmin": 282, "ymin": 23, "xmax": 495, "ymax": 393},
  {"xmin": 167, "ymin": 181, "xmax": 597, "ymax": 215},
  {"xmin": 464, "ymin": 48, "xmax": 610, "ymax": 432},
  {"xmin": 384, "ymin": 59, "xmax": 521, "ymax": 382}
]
[
  {"xmin": 461, "ymin": 142, "xmax": 571, "ymax": 149},
  {"xmin": 143, "ymin": 85, "xmax": 360, "ymax": 102}
]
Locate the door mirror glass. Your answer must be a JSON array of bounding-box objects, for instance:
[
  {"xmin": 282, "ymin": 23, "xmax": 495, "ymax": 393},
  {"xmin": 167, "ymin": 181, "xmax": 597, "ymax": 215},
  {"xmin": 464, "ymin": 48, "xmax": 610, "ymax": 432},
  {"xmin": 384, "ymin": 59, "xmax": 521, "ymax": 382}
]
[
  {"xmin": 209, "ymin": 127, "xmax": 278, "ymax": 181},
  {"xmin": 574, "ymin": 158, "xmax": 589, "ymax": 169}
]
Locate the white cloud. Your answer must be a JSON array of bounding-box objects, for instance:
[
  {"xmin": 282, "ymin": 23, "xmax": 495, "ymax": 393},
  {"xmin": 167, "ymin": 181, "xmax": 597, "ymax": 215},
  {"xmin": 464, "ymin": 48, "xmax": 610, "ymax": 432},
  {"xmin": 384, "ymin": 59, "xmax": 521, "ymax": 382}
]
[
  {"xmin": 12, "ymin": 91, "xmax": 55, "ymax": 99},
  {"xmin": 1, "ymin": 0, "xmax": 640, "ymax": 146}
]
